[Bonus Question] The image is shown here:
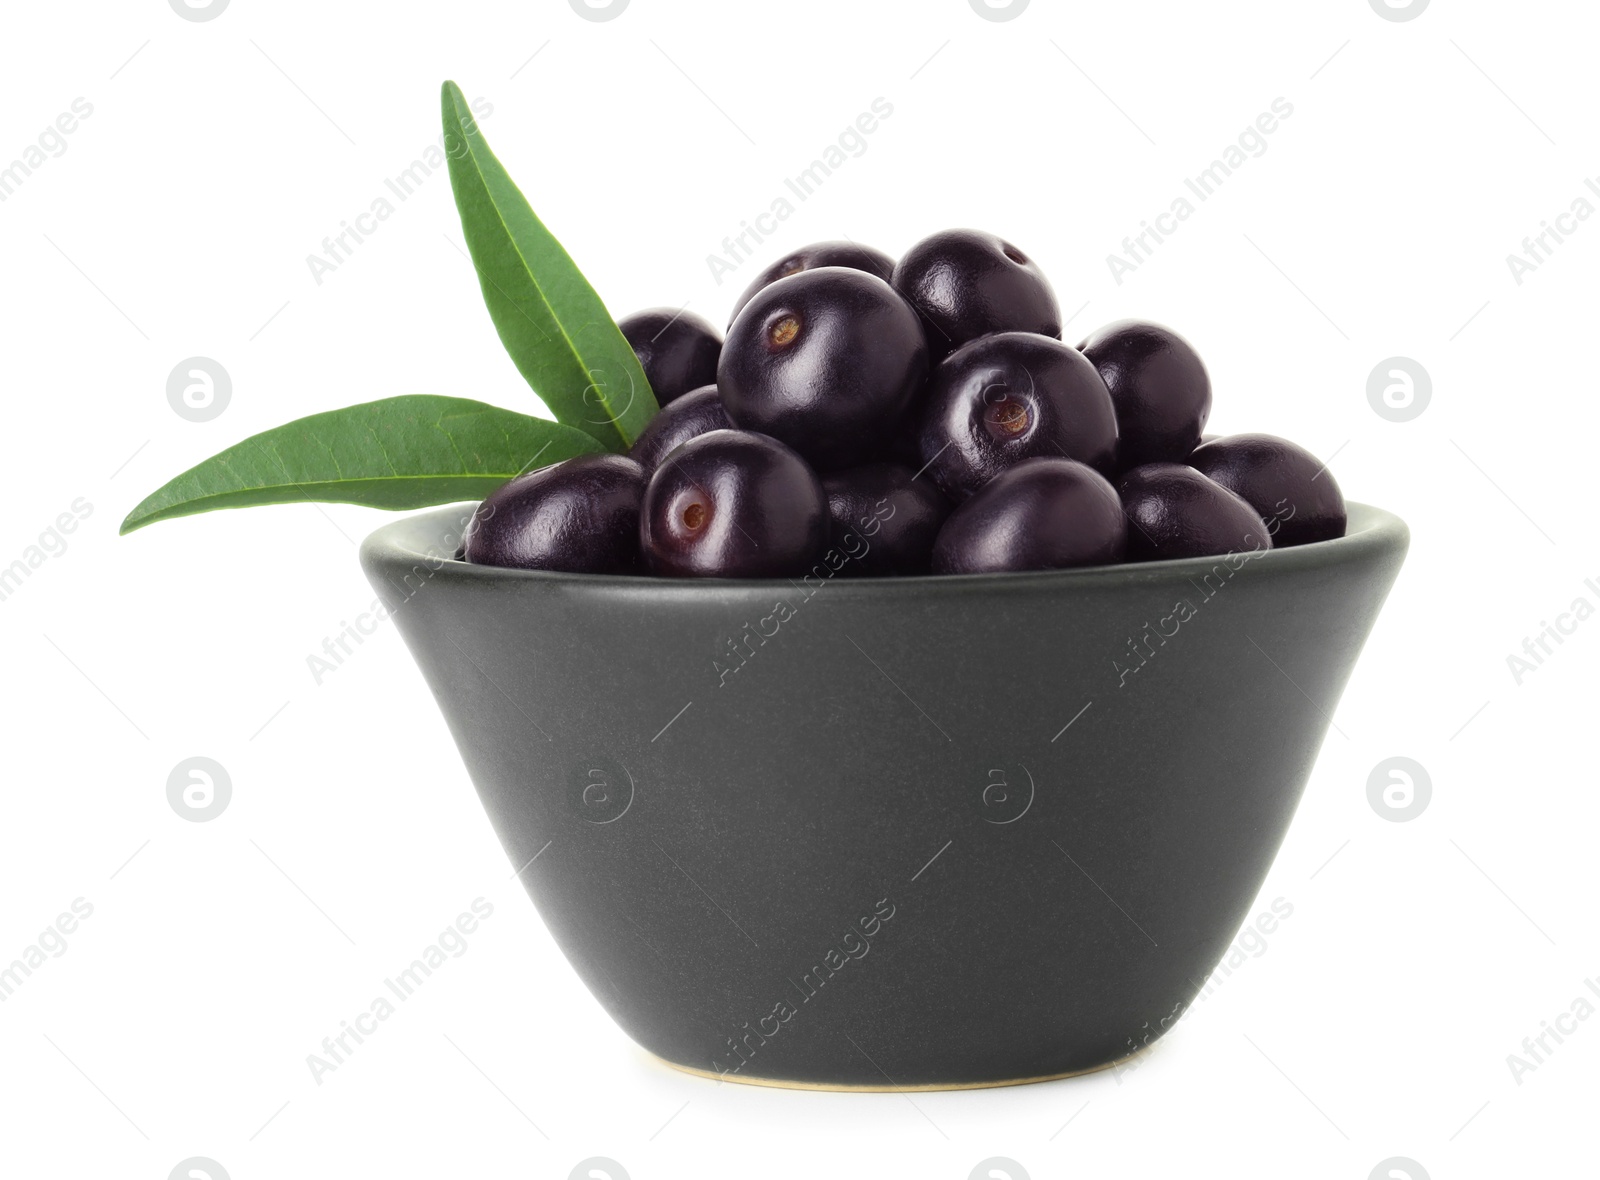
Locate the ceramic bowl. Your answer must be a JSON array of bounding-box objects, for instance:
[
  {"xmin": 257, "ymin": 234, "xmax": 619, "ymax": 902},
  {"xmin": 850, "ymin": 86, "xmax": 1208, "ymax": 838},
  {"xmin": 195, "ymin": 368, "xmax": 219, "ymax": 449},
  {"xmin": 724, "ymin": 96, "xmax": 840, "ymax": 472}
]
[{"xmin": 361, "ymin": 502, "xmax": 1407, "ymax": 1089}]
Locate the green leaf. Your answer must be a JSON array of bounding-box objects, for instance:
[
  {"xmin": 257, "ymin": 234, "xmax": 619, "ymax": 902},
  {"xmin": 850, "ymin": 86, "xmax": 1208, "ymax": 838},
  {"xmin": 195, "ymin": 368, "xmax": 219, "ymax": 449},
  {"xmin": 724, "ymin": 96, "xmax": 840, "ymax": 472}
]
[
  {"xmin": 120, "ymin": 395, "xmax": 603, "ymax": 534},
  {"xmin": 442, "ymin": 80, "xmax": 658, "ymax": 450}
]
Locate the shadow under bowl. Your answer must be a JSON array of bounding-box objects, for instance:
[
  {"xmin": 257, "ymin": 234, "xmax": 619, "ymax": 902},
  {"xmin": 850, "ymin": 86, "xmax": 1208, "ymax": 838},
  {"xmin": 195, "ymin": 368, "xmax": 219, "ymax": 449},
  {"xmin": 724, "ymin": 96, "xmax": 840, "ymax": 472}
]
[{"xmin": 361, "ymin": 502, "xmax": 1408, "ymax": 1090}]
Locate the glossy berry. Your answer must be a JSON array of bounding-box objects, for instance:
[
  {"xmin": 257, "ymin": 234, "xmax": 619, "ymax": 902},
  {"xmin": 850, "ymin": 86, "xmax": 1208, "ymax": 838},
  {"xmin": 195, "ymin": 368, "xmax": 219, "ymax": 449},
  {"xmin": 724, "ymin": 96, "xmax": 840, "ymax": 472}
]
[
  {"xmin": 1188, "ymin": 433, "xmax": 1346, "ymax": 547},
  {"xmin": 916, "ymin": 332, "xmax": 1118, "ymax": 501},
  {"xmin": 821, "ymin": 463, "xmax": 952, "ymax": 577},
  {"xmin": 932, "ymin": 458, "xmax": 1125, "ymax": 575},
  {"xmin": 1118, "ymin": 463, "xmax": 1272, "ymax": 562},
  {"xmin": 618, "ymin": 308, "xmax": 722, "ymax": 406},
  {"xmin": 718, "ymin": 267, "xmax": 928, "ymax": 471},
  {"xmin": 893, "ymin": 229, "xmax": 1060, "ymax": 358},
  {"xmin": 728, "ymin": 240, "xmax": 896, "ymax": 325},
  {"xmin": 464, "ymin": 454, "xmax": 645, "ymax": 574},
  {"xmin": 627, "ymin": 385, "xmax": 731, "ymax": 472},
  {"xmin": 641, "ymin": 430, "xmax": 827, "ymax": 578},
  {"xmin": 1080, "ymin": 320, "xmax": 1212, "ymax": 469}
]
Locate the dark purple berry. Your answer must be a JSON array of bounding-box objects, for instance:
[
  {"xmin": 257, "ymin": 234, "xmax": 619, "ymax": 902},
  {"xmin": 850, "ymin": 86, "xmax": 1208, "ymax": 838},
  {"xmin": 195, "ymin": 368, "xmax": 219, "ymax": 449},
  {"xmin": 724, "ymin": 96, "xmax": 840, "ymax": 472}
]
[
  {"xmin": 821, "ymin": 463, "xmax": 951, "ymax": 577},
  {"xmin": 932, "ymin": 458, "xmax": 1124, "ymax": 575},
  {"xmin": 718, "ymin": 267, "xmax": 928, "ymax": 471},
  {"xmin": 877, "ymin": 410, "xmax": 926, "ymax": 468},
  {"xmin": 618, "ymin": 308, "xmax": 722, "ymax": 406},
  {"xmin": 916, "ymin": 332, "xmax": 1118, "ymax": 501},
  {"xmin": 464, "ymin": 454, "xmax": 645, "ymax": 574},
  {"xmin": 1118, "ymin": 463, "xmax": 1272, "ymax": 562},
  {"xmin": 641, "ymin": 430, "xmax": 827, "ymax": 578},
  {"xmin": 893, "ymin": 229, "xmax": 1060, "ymax": 358},
  {"xmin": 1080, "ymin": 320, "xmax": 1212, "ymax": 469},
  {"xmin": 728, "ymin": 240, "xmax": 896, "ymax": 326},
  {"xmin": 627, "ymin": 385, "xmax": 731, "ymax": 473},
  {"xmin": 1188, "ymin": 433, "xmax": 1346, "ymax": 547}
]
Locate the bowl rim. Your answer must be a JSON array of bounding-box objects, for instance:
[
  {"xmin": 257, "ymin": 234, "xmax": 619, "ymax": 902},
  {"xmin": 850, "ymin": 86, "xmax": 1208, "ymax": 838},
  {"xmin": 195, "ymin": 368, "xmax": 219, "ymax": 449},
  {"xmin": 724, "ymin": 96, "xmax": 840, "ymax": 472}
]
[{"xmin": 360, "ymin": 501, "xmax": 1408, "ymax": 595}]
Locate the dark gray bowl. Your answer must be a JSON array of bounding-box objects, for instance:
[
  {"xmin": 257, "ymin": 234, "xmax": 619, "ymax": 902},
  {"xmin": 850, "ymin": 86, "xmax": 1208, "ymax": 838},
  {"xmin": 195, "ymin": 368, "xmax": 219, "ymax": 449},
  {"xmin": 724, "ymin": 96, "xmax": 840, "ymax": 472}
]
[{"xmin": 361, "ymin": 503, "xmax": 1407, "ymax": 1090}]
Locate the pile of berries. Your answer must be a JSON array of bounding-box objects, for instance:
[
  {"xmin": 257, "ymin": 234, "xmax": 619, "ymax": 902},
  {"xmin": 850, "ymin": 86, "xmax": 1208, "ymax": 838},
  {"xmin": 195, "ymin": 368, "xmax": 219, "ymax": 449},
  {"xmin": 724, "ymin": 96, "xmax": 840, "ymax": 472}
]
[{"xmin": 463, "ymin": 230, "xmax": 1346, "ymax": 577}]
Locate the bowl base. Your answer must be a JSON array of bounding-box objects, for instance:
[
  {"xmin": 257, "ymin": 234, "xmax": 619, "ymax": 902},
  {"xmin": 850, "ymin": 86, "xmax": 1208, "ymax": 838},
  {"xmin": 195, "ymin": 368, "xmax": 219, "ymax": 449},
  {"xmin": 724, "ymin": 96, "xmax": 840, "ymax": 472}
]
[{"xmin": 649, "ymin": 1046, "xmax": 1145, "ymax": 1092}]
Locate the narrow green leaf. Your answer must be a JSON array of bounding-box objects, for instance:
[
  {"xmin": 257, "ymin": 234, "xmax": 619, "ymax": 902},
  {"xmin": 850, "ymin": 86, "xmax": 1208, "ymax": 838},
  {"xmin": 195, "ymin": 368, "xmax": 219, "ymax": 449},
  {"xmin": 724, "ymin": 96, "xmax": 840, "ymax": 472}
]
[
  {"xmin": 442, "ymin": 79, "xmax": 658, "ymax": 451},
  {"xmin": 120, "ymin": 395, "xmax": 603, "ymax": 534}
]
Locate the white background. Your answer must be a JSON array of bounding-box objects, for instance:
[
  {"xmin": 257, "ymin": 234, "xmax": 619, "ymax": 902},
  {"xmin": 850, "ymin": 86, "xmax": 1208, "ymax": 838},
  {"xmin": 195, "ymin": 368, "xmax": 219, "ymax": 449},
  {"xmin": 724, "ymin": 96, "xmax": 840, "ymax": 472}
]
[{"xmin": 1, "ymin": 1, "xmax": 1595, "ymax": 1177}]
